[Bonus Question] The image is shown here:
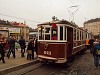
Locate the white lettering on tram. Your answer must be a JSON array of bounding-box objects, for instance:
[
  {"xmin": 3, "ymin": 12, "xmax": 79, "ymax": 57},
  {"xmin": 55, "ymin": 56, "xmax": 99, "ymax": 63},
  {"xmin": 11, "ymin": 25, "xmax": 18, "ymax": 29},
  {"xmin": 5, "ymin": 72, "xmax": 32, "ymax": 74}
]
[{"xmin": 44, "ymin": 51, "xmax": 51, "ymax": 55}]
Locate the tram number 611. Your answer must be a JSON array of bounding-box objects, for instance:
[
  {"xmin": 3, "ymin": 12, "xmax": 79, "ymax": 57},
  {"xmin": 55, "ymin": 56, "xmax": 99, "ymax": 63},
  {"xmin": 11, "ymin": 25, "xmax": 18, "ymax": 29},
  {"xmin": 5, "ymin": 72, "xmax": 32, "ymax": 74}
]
[{"xmin": 44, "ymin": 51, "xmax": 51, "ymax": 55}]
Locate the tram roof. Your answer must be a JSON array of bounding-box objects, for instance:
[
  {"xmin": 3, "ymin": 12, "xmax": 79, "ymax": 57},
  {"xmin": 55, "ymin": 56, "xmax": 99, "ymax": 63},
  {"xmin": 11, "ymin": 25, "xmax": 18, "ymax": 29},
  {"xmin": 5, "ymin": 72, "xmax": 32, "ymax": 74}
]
[
  {"xmin": 38, "ymin": 20, "xmax": 78, "ymax": 27},
  {"xmin": 37, "ymin": 20, "xmax": 88, "ymax": 32}
]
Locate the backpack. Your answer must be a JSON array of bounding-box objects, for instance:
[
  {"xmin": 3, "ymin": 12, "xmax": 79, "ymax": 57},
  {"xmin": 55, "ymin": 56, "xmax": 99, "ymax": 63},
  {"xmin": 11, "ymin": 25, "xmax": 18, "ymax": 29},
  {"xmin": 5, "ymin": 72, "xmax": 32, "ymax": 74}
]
[
  {"xmin": 95, "ymin": 45, "xmax": 100, "ymax": 55},
  {"xmin": 19, "ymin": 39, "xmax": 25, "ymax": 45}
]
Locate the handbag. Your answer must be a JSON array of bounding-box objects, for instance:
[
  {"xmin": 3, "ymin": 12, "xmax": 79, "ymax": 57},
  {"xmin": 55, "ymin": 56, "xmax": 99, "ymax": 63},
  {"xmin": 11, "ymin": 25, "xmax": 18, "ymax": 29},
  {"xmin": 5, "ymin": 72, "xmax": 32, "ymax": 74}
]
[
  {"xmin": 27, "ymin": 50, "xmax": 32, "ymax": 54},
  {"xmin": 95, "ymin": 45, "xmax": 100, "ymax": 55}
]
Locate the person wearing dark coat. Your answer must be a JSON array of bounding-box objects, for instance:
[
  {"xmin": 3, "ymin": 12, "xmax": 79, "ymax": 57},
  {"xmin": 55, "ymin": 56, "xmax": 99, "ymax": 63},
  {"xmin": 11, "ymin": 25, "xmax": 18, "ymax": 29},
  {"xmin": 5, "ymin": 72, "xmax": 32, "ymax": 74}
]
[
  {"xmin": 19, "ymin": 36, "xmax": 26, "ymax": 57},
  {"xmin": 89, "ymin": 36, "xmax": 95, "ymax": 53},
  {"xmin": 91, "ymin": 39, "xmax": 100, "ymax": 68},
  {"xmin": 34, "ymin": 38, "xmax": 38, "ymax": 57},
  {"xmin": 27, "ymin": 40, "xmax": 34, "ymax": 60},
  {"xmin": 7, "ymin": 35, "xmax": 16, "ymax": 59},
  {"xmin": 0, "ymin": 34, "xmax": 5, "ymax": 63}
]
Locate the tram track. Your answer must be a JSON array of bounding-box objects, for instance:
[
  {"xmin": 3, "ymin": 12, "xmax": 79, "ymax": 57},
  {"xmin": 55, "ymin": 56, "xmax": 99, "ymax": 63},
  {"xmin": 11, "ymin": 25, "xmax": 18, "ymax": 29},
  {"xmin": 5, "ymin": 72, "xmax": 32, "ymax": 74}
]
[
  {"xmin": 18, "ymin": 63, "xmax": 43, "ymax": 75},
  {"xmin": 11, "ymin": 52, "xmax": 85, "ymax": 75},
  {"xmin": 5, "ymin": 51, "xmax": 86, "ymax": 75}
]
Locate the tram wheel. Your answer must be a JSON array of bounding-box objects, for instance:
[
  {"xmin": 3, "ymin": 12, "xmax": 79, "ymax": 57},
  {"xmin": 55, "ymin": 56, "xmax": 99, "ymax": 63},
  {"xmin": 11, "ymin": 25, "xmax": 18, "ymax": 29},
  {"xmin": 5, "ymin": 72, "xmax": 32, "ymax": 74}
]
[
  {"xmin": 41, "ymin": 61, "xmax": 47, "ymax": 65},
  {"xmin": 41, "ymin": 61, "xmax": 45, "ymax": 64}
]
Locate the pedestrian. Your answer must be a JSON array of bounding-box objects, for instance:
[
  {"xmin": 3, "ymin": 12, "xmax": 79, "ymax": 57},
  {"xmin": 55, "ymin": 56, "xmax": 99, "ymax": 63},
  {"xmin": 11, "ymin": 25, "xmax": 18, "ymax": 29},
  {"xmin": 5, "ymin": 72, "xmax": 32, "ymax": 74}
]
[
  {"xmin": 91, "ymin": 39, "xmax": 100, "ymax": 68},
  {"xmin": 0, "ymin": 34, "xmax": 5, "ymax": 63},
  {"xmin": 7, "ymin": 35, "xmax": 16, "ymax": 59},
  {"xmin": 89, "ymin": 36, "xmax": 95, "ymax": 53},
  {"xmin": 86, "ymin": 39, "xmax": 89, "ymax": 49},
  {"xmin": 18, "ymin": 36, "xmax": 26, "ymax": 57},
  {"xmin": 3, "ymin": 37, "xmax": 8, "ymax": 54},
  {"xmin": 26, "ymin": 39, "xmax": 34, "ymax": 60},
  {"xmin": 34, "ymin": 37, "xmax": 38, "ymax": 58}
]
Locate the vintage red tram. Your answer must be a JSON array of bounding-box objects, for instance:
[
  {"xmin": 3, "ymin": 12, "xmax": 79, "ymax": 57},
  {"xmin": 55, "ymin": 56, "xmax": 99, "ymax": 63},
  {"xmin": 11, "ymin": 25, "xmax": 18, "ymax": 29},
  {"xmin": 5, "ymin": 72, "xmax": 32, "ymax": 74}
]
[{"xmin": 37, "ymin": 17, "xmax": 90, "ymax": 63}]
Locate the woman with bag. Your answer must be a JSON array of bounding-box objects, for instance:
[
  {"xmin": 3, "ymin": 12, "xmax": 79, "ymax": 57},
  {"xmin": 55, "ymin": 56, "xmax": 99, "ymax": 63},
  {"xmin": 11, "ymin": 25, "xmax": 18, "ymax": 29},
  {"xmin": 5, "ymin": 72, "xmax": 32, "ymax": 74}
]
[
  {"xmin": 92, "ymin": 39, "xmax": 100, "ymax": 68},
  {"xmin": 26, "ymin": 39, "xmax": 34, "ymax": 60}
]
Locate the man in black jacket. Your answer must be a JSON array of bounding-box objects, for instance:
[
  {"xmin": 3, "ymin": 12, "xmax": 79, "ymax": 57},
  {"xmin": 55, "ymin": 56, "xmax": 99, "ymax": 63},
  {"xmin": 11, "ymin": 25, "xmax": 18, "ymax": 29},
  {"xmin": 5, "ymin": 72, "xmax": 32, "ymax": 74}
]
[
  {"xmin": 7, "ymin": 35, "xmax": 16, "ymax": 59},
  {"xmin": 19, "ymin": 36, "xmax": 26, "ymax": 57},
  {"xmin": 89, "ymin": 36, "xmax": 95, "ymax": 53}
]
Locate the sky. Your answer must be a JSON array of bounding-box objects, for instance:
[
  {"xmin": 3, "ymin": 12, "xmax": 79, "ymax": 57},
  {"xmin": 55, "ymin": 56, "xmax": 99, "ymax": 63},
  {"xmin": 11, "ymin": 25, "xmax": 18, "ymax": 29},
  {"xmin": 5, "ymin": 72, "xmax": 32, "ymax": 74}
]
[{"xmin": 0, "ymin": 0, "xmax": 100, "ymax": 28}]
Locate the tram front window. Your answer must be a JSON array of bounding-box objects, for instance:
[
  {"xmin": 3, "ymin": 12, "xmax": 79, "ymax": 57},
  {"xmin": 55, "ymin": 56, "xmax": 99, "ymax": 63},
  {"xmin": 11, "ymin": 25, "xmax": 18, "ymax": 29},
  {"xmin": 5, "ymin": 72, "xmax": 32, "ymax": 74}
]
[
  {"xmin": 45, "ymin": 28, "xmax": 50, "ymax": 40},
  {"xmin": 51, "ymin": 28, "xmax": 57, "ymax": 40},
  {"xmin": 39, "ymin": 27, "xmax": 44, "ymax": 40},
  {"xmin": 38, "ymin": 26, "xmax": 58, "ymax": 40}
]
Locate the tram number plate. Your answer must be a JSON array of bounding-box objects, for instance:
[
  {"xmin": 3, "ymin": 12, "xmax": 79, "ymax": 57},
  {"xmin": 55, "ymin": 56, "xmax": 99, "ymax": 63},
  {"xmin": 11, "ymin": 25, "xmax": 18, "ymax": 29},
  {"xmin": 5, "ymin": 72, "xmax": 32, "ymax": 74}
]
[{"xmin": 44, "ymin": 51, "xmax": 51, "ymax": 55}]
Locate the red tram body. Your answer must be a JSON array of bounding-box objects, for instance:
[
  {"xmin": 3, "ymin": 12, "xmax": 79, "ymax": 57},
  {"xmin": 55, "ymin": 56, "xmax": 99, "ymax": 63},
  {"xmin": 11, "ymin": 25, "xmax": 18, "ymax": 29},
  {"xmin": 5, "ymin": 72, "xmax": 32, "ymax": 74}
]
[{"xmin": 37, "ymin": 18, "xmax": 90, "ymax": 63}]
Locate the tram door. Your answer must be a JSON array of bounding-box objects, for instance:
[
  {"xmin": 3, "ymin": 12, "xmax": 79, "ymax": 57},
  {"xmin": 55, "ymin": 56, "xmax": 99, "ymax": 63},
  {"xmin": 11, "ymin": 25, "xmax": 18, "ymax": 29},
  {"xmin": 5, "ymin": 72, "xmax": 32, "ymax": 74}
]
[{"xmin": 67, "ymin": 27, "xmax": 73, "ymax": 57}]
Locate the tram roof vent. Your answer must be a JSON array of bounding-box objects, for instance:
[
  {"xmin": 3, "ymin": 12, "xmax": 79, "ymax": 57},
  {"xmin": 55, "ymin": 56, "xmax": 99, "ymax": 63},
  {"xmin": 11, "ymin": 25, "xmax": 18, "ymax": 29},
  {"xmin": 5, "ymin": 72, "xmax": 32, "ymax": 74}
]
[{"xmin": 52, "ymin": 16, "xmax": 59, "ymax": 21}]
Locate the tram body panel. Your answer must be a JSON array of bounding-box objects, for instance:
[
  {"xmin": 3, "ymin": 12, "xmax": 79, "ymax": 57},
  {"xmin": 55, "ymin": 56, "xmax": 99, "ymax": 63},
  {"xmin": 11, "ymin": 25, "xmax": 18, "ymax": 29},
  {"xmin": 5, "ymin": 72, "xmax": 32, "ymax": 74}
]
[
  {"xmin": 72, "ymin": 44, "xmax": 86, "ymax": 54},
  {"xmin": 38, "ymin": 41, "xmax": 67, "ymax": 63},
  {"xmin": 72, "ymin": 40, "xmax": 86, "ymax": 54}
]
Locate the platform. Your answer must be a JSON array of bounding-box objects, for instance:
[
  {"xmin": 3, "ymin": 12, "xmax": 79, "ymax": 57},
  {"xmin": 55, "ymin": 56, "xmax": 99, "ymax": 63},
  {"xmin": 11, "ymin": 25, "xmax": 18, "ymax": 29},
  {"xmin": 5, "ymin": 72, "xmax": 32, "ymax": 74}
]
[{"xmin": 0, "ymin": 49, "xmax": 39, "ymax": 75}]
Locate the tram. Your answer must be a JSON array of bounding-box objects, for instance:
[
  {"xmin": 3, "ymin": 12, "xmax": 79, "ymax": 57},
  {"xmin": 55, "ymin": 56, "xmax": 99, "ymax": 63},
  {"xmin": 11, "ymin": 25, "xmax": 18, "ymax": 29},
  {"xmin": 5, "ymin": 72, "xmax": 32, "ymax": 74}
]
[
  {"xmin": 0, "ymin": 27, "xmax": 9, "ymax": 38},
  {"xmin": 37, "ymin": 17, "xmax": 91, "ymax": 63}
]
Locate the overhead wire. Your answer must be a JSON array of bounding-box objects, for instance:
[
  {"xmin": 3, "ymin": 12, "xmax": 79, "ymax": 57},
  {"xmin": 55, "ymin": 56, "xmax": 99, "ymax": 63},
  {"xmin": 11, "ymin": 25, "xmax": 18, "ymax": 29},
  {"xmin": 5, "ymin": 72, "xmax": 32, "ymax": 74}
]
[
  {"xmin": 68, "ymin": 0, "xmax": 88, "ymax": 21},
  {"xmin": 0, "ymin": 13, "xmax": 41, "ymax": 23},
  {"xmin": 64, "ymin": 0, "xmax": 75, "ymax": 21}
]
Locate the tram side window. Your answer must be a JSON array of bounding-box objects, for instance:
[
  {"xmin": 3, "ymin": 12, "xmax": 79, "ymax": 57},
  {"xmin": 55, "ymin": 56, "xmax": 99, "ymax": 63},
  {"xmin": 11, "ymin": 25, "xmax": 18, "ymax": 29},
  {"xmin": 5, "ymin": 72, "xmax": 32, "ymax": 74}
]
[
  {"xmin": 51, "ymin": 28, "xmax": 57, "ymax": 40},
  {"xmin": 80, "ymin": 31, "xmax": 81, "ymax": 40},
  {"xmin": 77, "ymin": 30, "xmax": 79, "ymax": 40},
  {"xmin": 65, "ymin": 27, "xmax": 66, "ymax": 40},
  {"xmin": 60, "ymin": 27, "xmax": 63, "ymax": 40},
  {"xmin": 82, "ymin": 31, "xmax": 83, "ymax": 40},
  {"xmin": 74, "ymin": 29, "xmax": 76, "ymax": 40}
]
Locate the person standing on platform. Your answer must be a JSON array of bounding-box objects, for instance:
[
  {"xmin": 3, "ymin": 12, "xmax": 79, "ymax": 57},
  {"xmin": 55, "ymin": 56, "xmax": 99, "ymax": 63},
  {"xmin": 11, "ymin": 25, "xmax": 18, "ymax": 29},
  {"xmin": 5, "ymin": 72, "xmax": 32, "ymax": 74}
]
[
  {"xmin": 7, "ymin": 35, "xmax": 16, "ymax": 59},
  {"xmin": 18, "ymin": 36, "xmax": 26, "ymax": 57},
  {"xmin": 89, "ymin": 36, "xmax": 95, "ymax": 53},
  {"xmin": 91, "ymin": 39, "xmax": 100, "ymax": 68},
  {"xmin": 27, "ymin": 39, "xmax": 34, "ymax": 60},
  {"xmin": 34, "ymin": 37, "xmax": 38, "ymax": 58},
  {"xmin": 0, "ymin": 34, "xmax": 5, "ymax": 63},
  {"xmin": 86, "ymin": 39, "xmax": 89, "ymax": 49}
]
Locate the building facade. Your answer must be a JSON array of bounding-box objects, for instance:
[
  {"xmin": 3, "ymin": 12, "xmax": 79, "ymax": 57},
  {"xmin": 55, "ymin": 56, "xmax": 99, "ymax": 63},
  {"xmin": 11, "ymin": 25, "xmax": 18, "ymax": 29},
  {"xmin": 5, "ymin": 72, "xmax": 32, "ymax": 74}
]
[
  {"xmin": 29, "ymin": 28, "xmax": 38, "ymax": 39},
  {"xmin": 0, "ymin": 20, "xmax": 29, "ymax": 41},
  {"xmin": 84, "ymin": 18, "xmax": 100, "ymax": 36}
]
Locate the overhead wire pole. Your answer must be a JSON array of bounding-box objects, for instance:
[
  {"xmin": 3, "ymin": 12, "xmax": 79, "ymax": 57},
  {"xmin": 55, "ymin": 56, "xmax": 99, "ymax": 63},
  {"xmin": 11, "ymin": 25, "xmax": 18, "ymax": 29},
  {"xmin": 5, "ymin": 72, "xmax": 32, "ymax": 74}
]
[
  {"xmin": 64, "ymin": 0, "xmax": 79, "ymax": 22},
  {"xmin": 64, "ymin": 0, "xmax": 73, "ymax": 21},
  {"xmin": 68, "ymin": 0, "xmax": 88, "ymax": 22},
  {"xmin": 72, "ymin": 8, "xmax": 78, "ymax": 22},
  {"xmin": 68, "ymin": 5, "xmax": 79, "ymax": 22}
]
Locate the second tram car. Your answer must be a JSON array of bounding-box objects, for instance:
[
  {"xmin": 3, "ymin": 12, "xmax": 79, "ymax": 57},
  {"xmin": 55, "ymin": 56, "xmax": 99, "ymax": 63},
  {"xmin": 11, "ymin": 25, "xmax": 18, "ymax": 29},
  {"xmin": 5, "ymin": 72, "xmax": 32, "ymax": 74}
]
[{"xmin": 37, "ymin": 17, "xmax": 91, "ymax": 63}]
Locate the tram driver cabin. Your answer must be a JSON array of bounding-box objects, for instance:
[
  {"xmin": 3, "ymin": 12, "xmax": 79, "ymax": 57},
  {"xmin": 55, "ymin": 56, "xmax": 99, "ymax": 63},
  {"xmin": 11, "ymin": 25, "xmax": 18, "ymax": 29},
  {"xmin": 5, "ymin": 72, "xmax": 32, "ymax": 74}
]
[{"xmin": 37, "ymin": 17, "xmax": 91, "ymax": 63}]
